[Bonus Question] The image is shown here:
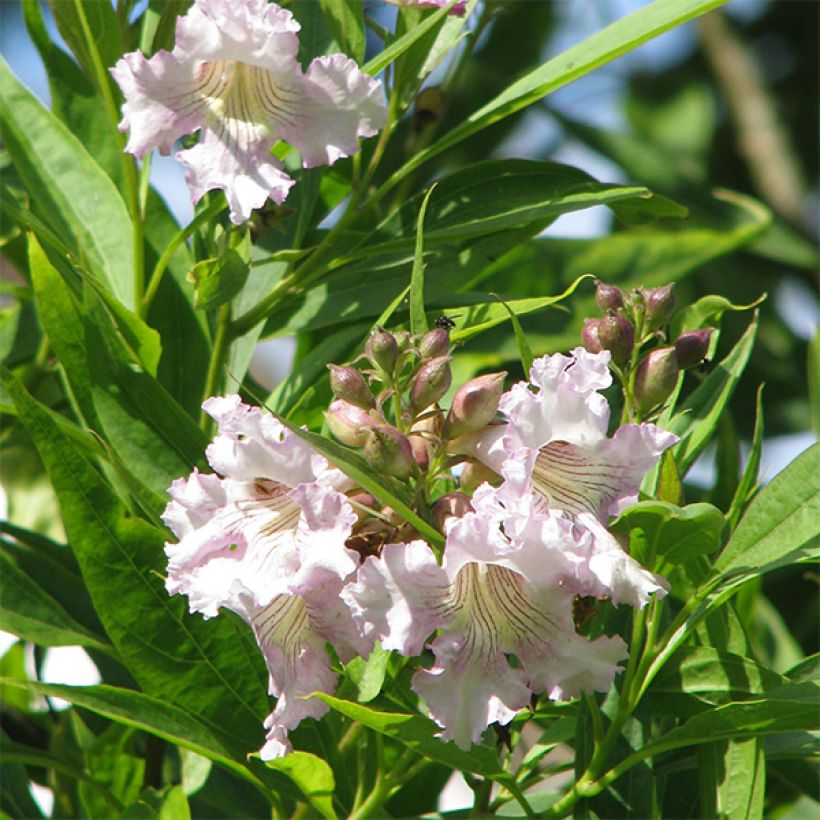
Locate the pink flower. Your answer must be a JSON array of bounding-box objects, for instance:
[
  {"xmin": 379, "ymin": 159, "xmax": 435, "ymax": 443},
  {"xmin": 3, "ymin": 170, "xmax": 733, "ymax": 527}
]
[
  {"xmin": 475, "ymin": 349, "xmax": 677, "ymax": 608},
  {"xmin": 343, "ymin": 487, "xmax": 626, "ymax": 750},
  {"xmin": 112, "ymin": 0, "xmax": 386, "ymax": 223},
  {"xmin": 163, "ymin": 395, "xmax": 366, "ymax": 758}
]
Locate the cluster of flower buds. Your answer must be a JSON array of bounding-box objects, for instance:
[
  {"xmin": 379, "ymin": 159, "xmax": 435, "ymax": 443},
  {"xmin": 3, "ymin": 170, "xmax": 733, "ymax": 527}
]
[
  {"xmin": 582, "ymin": 280, "xmax": 713, "ymax": 416},
  {"xmin": 325, "ymin": 322, "xmax": 506, "ymax": 535}
]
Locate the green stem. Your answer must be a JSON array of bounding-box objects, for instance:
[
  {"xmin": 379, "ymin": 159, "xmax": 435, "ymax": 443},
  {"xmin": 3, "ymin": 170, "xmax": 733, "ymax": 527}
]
[
  {"xmin": 71, "ymin": 0, "xmax": 144, "ymax": 305},
  {"xmin": 200, "ymin": 304, "xmax": 232, "ymax": 427},
  {"xmin": 141, "ymin": 198, "xmax": 227, "ymax": 316}
]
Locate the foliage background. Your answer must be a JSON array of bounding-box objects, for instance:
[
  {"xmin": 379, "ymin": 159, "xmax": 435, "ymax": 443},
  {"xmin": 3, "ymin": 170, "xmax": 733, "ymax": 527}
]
[{"xmin": 0, "ymin": 0, "xmax": 817, "ymax": 817}]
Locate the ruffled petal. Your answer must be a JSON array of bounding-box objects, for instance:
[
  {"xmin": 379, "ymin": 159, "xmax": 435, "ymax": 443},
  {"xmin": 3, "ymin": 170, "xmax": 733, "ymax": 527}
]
[
  {"xmin": 111, "ymin": 50, "xmax": 210, "ymax": 157},
  {"xmin": 249, "ymin": 591, "xmax": 337, "ymax": 760},
  {"xmin": 178, "ymin": 115, "xmax": 295, "ymax": 224},
  {"xmin": 203, "ymin": 395, "xmax": 322, "ymax": 485},
  {"xmin": 498, "ymin": 348, "xmax": 611, "ymax": 451},
  {"xmin": 342, "ymin": 541, "xmax": 446, "ymax": 656},
  {"xmin": 281, "ymin": 54, "xmax": 386, "ymax": 168}
]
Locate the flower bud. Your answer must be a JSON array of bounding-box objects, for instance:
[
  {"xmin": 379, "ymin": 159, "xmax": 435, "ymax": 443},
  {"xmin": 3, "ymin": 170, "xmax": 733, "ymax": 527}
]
[
  {"xmin": 411, "ymin": 356, "xmax": 452, "ymax": 410},
  {"xmin": 444, "ymin": 372, "xmax": 506, "ymax": 438},
  {"xmin": 594, "ymin": 280, "xmax": 624, "ymax": 312},
  {"xmin": 673, "ymin": 328, "xmax": 713, "ymax": 369},
  {"xmin": 642, "ymin": 283, "xmax": 676, "ymax": 329},
  {"xmin": 598, "ymin": 314, "xmax": 635, "ymax": 366},
  {"xmin": 459, "ymin": 459, "xmax": 501, "ymax": 493},
  {"xmin": 363, "ymin": 424, "xmax": 415, "ymax": 479},
  {"xmin": 365, "ymin": 327, "xmax": 399, "ymax": 374},
  {"xmin": 327, "ymin": 364, "xmax": 374, "ymax": 409},
  {"xmin": 326, "ymin": 400, "xmax": 378, "ymax": 446},
  {"xmin": 582, "ymin": 318, "xmax": 603, "ymax": 354},
  {"xmin": 634, "ymin": 347, "xmax": 679, "ymax": 411},
  {"xmin": 432, "ymin": 492, "xmax": 473, "ymax": 531},
  {"xmin": 418, "ymin": 327, "xmax": 450, "ymax": 358},
  {"xmin": 409, "ymin": 433, "xmax": 431, "ymax": 471}
]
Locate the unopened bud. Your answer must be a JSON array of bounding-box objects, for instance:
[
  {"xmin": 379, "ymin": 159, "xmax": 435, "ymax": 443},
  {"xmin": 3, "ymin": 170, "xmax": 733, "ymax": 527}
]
[
  {"xmin": 363, "ymin": 425, "xmax": 415, "ymax": 479},
  {"xmin": 409, "ymin": 433, "xmax": 431, "ymax": 471},
  {"xmin": 327, "ymin": 364, "xmax": 374, "ymax": 409},
  {"xmin": 673, "ymin": 328, "xmax": 713, "ymax": 369},
  {"xmin": 598, "ymin": 314, "xmax": 635, "ymax": 366},
  {"xmin": 326, "ymin": 400, "xmax": 378, "ymax": 446},
  {"xmin": 459, "ymin": 459, "xmax": 501, "ymax": 493},
  {"xmin": 582, "ymin": 318, "xmax": 603, "ymax": 354},
  {"xmin": 365, "ymin": 327, "xmax": 399, "ymax": 374},
  {"xmin": 642, "ymin": 283, "xmax": 676, "ymax": 329},
  {"xmin": 432, "ymin": 491, "xmax": 473, "ymax": 531},
  {"xmin": 444, "ymin": 372, "xmax": 506, "ymax": 438},
  {"xmin": 411, "ymin": 356, "xmax": 452, "ymax": 409},
  {"xmin": 595, "ymin": 280, "xmax": 624, "ymax": 312},
  {"xmin": 634, "ymin": 347, "xmax": 679, "ymax": 411},
  {"xmin": 418, "ymin": 327, "xmax": 450, "ymax": 358}
]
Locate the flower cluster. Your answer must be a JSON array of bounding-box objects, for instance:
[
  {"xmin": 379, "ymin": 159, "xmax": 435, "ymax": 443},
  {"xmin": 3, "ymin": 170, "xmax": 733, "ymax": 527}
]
[
  {"xmin": 112, "ymin": 0, "xmax": 386, "ymax": 224},
  {"xmin": 163, "ymin": 320, "xmax": 677, "ymax": 758},
  {"xmin": 582, "ymin": 280, "xmax": 713, "ymax": 417}
]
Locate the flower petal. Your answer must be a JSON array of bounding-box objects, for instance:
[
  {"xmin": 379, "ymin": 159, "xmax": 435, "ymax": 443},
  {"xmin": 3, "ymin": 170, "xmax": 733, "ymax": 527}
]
[
  {"xmin": 111, "ymin": 50, "xmax": 211, "ymax": 157},
  {"xmin": 203, "ymin": 395, "xmax": 322, "ymax": 485},
  {"xmin": 281, "ymin": 54, "xmax": 386, "ymax": 168},
  {"xmin": 342, "ymin": 541, "xmax": 446, "ymax": 656}
]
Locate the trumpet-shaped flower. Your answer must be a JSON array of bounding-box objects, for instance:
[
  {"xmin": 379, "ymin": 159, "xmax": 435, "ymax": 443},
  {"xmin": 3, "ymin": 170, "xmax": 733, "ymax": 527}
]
[
  {"xmin": 163, "ymin": 395, "xmax": 365, "ymax": 758},
  {"xmin": 475, "ymin": 348, "xmax": 677, "ymax": 608},
  {"xmin": 112, "ymin": 0, "xmax": 386, "ymax": 223},
  {"xmin": 343, "ymin": 487, "xmax": 626, "ymax": 749}
]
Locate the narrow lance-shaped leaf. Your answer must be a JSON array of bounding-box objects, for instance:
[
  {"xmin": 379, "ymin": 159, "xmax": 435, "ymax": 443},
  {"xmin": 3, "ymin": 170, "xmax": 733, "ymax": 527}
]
[
  {"xmin": 377, "ymin": 0, "xmax": 727, "ymax": 198},
  {"xmin": 0, "ymin": 59, "xmax": 134, "ymax": 307},
  {"xmin": 410, "ymin": 185, "xmax": 436, "ymax": 337}
]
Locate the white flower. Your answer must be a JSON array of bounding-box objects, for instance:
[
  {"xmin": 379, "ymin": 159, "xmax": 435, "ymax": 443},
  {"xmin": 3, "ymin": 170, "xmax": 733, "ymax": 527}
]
[
  {"xmin": 112, "ymin": 0, "xmax": 386, "ymax": 223},
  {"xmin": 163, "ymin": 395, "xmax": 366, "ymax": 758},
  {"xmin": 343, "ymin": 487, "xmax": 626, "ymax": 750},
  {"xmin": 475, "ymin": 348, "xmax": 678, "ymax": 607}
]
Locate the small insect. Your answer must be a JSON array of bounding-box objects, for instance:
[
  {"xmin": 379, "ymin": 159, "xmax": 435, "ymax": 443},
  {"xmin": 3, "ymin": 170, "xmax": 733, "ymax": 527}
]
[
  {"xmin": 434, "ymin": 314, "xmax": 457, "ymax": 330},
  {"xmin": 696, "ymin": 358, "xmax": 714, "ymax": 374}
]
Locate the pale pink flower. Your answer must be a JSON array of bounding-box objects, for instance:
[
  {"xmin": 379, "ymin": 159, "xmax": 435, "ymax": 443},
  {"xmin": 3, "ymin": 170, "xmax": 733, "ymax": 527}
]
[
  {"xmin": 112, "ymin": 0, "xmax": 386, "ymax": 223},
  {"xmin": 343, "ymin": 487, "xmax": 626, "ymax": 750},
  {"xmin": 475, "ymin": 348, "xmax": 677, "ymax": 608},
  {"xmin": 163, "ymin": 395, "xmax": 366, "ymax": 758}
]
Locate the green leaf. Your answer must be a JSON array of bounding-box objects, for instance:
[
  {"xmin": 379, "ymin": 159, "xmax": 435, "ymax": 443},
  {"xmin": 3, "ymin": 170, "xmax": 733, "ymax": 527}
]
[
  {"xmin": 346, "ymin": 643, "xmax": 391, "ymax": 704},
  {"xmin": 264, "ymin": 752, "xmax": 335, "ymax": 820},
  {"xmin": 727, "ymin": 385, "xmax": 764, "ymax": 530},
  {"xmin": 698, "ymin": 738, "xmax": 765, "ymax": 820},
  {"xmin": 370, "ymin": 160, "xmax": 683, "ymax": 255},
  {"xmin": 45, "ymin": 0, "xmax": 123, "ymax": 81},
  {"xmin": 671, "ymin": 292, "xmax": 766, "ymax": 338},
  {"xmin": 190, "ymin": 248, "xmax": 251, "ymax": 311},
  {"xmin": 273, "ymin": 420, "xmax": 444, "ymax": 548},
  {"xmin": 120, "ymin": 786, "xmax": 191, "ymax": 820},
  {"xmin": 0, "ymin": 371, "xmax": 270, "ymax": 750},
  {"xmin": 363, "ymin": 1, "xmax": 455, "ymax": 77},
  {"xmin": 314, "ymin": 694, "xmax": 507, "ymax": 779},
  {"xmin": 639, "ymin": 680, "xmax": 819, "ymax": 756},
  {"xmin": 649, "ymin": 646, "xmax": 787, "ymax": 705},
  {"xmin": 409, "ymin": 185, "xmax": 436, "ymax": 337},
  {"xmin": 450, "ymin": 276, "xmax": 590, "ymax": 343},
  {"xmin": 379, "ymin": 0, "xmax": 726, "ymax": 196},
  {"xmin": 318, "ymin": 0, "xmax": 364, "ymax": 62},
  {"xmin": 715, "ymin": 442, "xmax": 820, "ymax": 582},
  {"xmin": 610, "ymin": 500, "xmax": 725, "ymax": 571},
  {"xmin": 0, "ymin": 59, "xmax": 134, "ymax": 307},
  {"xmin": 0, "ymin": 551, "xmax": 111, "ymax": 653},
  {"xmin": 0, "ymin": 679, "xmax": 268, "ymax": 789},
  {"xmin": 495, "ymin": 297, "xmax": 534, "ymax": 374},
  {"xmin": 655, "ymin": 449, "xmax": 684, "ymax": 505}
]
